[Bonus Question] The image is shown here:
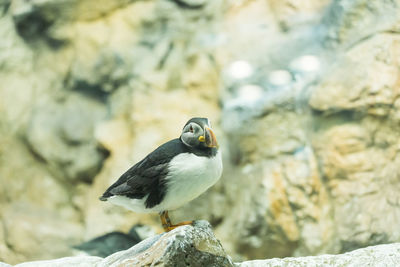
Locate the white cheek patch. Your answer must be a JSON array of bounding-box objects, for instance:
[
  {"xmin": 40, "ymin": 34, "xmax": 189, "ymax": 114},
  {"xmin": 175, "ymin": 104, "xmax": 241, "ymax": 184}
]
[{"xmin": 181, "ymin": 132, "xmax": 192, "ymax": 147}]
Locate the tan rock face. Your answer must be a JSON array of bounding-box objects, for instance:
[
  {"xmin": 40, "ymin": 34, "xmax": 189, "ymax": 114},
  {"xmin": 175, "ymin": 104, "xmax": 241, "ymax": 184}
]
[
  {"xmin": 1, "ymin": 0, "xmax": 223, "ymax": 264},
  {"xmin": 2, "ymin": 0, "xmax": 400, "ymax": 264},
  {"xmin": 269, "ymin": 0, "xmax": 331, "ymax": 30},
  {"xmin": 320, "ymin": 0, "xmax": 400, "ymax": 49},
  {"xmin": 310, "ymin": 34, "xmax": 400, "ymax": 114},
  {"xmin": 309, "ymin": 33, "xmax": 400, "ymax": 253}
]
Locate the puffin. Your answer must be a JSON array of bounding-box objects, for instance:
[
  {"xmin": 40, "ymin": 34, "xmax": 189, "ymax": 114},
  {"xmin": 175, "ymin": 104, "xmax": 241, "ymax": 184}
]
[{"xmin": 100, "ymin": 117, "xmax": 222, "ymax": 231}]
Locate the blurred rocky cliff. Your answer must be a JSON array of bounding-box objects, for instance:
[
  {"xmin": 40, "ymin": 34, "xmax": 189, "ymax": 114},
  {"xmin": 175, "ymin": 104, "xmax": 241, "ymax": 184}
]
[{"xmin": 1, "ymin": 0, "xmax": 400, "ymax": 264}]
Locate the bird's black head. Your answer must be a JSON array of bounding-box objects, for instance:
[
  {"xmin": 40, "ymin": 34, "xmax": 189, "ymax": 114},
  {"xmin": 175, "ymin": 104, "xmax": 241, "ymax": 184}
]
[{"xmin": 180, "ymin": 117, "xmax": 218, "ymax": 149}]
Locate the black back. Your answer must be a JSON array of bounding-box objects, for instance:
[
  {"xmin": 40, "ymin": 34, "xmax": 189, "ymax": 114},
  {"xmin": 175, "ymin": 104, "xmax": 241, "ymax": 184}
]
[{"xmin": 100, "ymin": 138, "xmax": 217, "ymax": 208}]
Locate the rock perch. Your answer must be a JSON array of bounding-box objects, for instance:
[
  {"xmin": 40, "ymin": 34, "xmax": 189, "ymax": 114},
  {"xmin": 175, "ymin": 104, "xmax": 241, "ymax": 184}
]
[{"xmin": 5, "ymin": 221, "xmax": 400, "ymax": 267}]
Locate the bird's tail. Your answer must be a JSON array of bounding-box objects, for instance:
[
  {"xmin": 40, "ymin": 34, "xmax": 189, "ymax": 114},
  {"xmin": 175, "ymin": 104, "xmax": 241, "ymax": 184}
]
[{"xmin": 99, "ymin": 193, "xmax": 111, "ymax": 201}]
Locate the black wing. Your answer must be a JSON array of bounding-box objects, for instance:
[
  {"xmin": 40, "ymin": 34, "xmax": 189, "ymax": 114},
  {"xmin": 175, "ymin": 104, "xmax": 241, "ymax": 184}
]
[{"xmin": 100, "ymin": 138, "xmax": 187, "ymax": 208}]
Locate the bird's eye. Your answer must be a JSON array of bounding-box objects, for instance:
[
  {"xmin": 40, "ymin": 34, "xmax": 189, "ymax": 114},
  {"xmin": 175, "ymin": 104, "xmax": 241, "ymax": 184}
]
[{"xmin": 189, "ymin": 125, "xmax": 194, "ymax": 133}]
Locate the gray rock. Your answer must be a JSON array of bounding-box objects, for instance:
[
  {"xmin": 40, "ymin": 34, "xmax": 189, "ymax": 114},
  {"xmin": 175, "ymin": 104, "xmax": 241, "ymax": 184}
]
[
  {"xmin": 101, "ymin": 220, "xmax": 234, "ymax": 267},
  {"xmin": 26, "ymin": 93, "xmax": 108, "ymax": 183},
  {"xmin": 14, "ymin": 256, "xmax": 102, "ymax": 267},
  {"xmin": 10, "ymin": 221, "xmax": 234, "ymax": 267},
  {"xmin": 100, "ymin": 233, "xmax": 164, "ymax": 265},
  {"xmin": 321, "ymin": 0, "xmax": 400, "ymax": 49},
  {"xmin": 239, "ymin": 243, "xmax": 400, "ymax": 267},
  {"xmin": 67, "ymin": 49, "xmax": 131, "ymax": 95},
  {"xmin": 7, "ymin": 222, "xmax": 400, "ymax": 267},
  {"xmin": 0, "ymin": 0, "xmax": 9, "ymax": 16}
]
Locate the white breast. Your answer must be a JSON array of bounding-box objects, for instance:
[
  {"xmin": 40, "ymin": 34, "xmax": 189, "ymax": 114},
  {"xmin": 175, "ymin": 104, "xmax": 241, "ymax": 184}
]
[
  {"xmin": 107, "ymin": 150, "xmax": 223, "ymax": 213},
  {"xmin": 157, "ymin": 150, "xmax": 223, "ymax": 211}
]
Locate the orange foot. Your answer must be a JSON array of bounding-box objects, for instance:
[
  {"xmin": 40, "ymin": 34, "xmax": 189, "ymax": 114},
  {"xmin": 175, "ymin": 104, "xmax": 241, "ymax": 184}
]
[
  {"xmin": 164, "ymin": 220, "xmax": 193, "ymax": 232},
  {"xmin": 160, "ymin": 211, "xmax": 193, "ymax": 232}
]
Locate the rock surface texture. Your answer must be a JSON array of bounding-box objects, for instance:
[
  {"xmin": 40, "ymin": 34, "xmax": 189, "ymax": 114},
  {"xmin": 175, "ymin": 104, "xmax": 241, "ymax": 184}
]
[
  {"xmin": 1, "ymin": 0, "xmax": 400, "ymax": 264},
  {"xmin": 12, "ymin": 221, "xmax": 235, "ymax": 267},
  {"xmin": 239, "ymin": 243, "xmax": 400, "ymax": 267},
  {"xmin": 2, "ymin": 222, "xmax": 400, "ymax": 267}
]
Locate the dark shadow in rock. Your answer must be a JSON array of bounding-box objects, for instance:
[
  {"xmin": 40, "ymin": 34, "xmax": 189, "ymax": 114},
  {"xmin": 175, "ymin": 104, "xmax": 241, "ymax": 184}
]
[
  {"xmin": 170, "ymin": 0, "xmax": 205, "ymax": 9},
  {"xmin": 70, "ymin": 80, "xmax": 110, "ymax": 103},
  {"xmin": 75, "ymin": 145, "xmax": 111, "ymax": 185},
  {"xmin": 13, "ymin": 9, "xmax": 51, "ymax": 41},
  {"xmin": 340, "ymin": 233, "xmax": 389, "ymax": 254},
  {"xmin": 0, "ymin": 1, "xmax": 10, "ymax": 16},
  {"xmin": 12, "ymin": 7, "xmax": 67, "ymax": 49},
  {"xmin": 74, "ymin": 225, "xmax": 144, "ymax": 257}
]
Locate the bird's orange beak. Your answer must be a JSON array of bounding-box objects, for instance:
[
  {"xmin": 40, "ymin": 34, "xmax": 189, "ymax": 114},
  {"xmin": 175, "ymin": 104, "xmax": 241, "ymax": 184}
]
[{"xmin": 204, "ymin": 126, "xmax": 218, "ymax": 148}]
